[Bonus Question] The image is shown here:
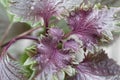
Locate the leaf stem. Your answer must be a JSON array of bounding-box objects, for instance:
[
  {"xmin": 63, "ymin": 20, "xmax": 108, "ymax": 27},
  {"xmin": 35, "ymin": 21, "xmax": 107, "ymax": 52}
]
[
  {"xmin": 0, "ymin": 23, "xmax": 13, "ymax": 47},
  {"xmin": 0, "ymin": 36, "xmax": 39, "ymax": 59},
  {"xmin": 0, "ymin": 26, "xmax": 41, "ymax": 58},
  {"xmin": 1, "ymin": 26, "xmax": 41, "ymax": 47}
]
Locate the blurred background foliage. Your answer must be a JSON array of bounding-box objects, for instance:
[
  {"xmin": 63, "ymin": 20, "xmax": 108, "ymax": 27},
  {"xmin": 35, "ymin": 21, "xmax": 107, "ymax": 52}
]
[{"xmin": 90, "ymin": 0, "xmax": 120, "ymax": 7}]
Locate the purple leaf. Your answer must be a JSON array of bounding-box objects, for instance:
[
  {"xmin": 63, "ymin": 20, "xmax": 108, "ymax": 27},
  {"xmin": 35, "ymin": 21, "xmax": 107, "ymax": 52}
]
[
  {"xmin": 67, "ymin": 4, "xmax": 120, "ymax": 48},
  {"xmin": 35, "ymin": 36, "xmax": 71, "ymax": 80},
  {"xmin": 0, "ymin": 35, "xmax": 38, "ymax": 80},
  {"xmin": 10, "ymin": 0, "xmax": 62, "ymax": 26},
  {"xmin": 72, "ymin": 50, "xmax": 120, "ymax": 80},
  {"xmin": 9, "ymin": 0, "xmax": 83, "ymax": 27},
  {"xmin": 48, "ymin": 27, "xmax": 64, "ymax": 42},
  {"xmin": 0, "ymin": 54, "xmax": 27, "ymax": 80},
  {"xmin": 63, "ymin": 39, "xmax": 79, "ymax": 51}
]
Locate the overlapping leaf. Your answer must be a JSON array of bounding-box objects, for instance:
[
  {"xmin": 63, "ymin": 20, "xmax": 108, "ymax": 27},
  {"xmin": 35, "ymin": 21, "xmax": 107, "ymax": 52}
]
[
  {"xmin": 34, "ymin": 36, "xmax": 71, "ymax": 80},
  {"xmin": 0, "ymin": 54, "xmax": 27, "ymax": 80},
  {"xmin": 67, "ymin": 4, "xmax": 120, "ymax": 49},
  {"xmin": 9, "ymin": 0, "xmax": 83, "ymax": 23},
  {"xmin": 72, "ymin": 50, "xmax": 120, "ymax": 80}
]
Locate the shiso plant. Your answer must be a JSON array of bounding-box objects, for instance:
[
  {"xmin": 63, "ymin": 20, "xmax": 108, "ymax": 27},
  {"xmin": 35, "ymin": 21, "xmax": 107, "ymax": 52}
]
[{"xmin": 0, "ymin": 0, "xmax": 120, "ymax": 80}]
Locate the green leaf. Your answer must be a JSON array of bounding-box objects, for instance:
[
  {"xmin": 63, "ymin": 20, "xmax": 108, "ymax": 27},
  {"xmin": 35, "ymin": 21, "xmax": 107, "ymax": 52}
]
[
  {"xmin": 23, "ymin": 57, "xmax": 36, "ymax": 66},
  {"xmin": 56, "ymin": 19, "xmax": 70, "ymax": 34},
  {"xmin": 0, "ymin": 2, "xmax": 31, "ymax": 47},
  {"xmin": 1, "ymin": 22, "xmax": 31, "ymax": 46},
  {"xmin": 19, "ymin": 53, "xmax": 29, "ymax": 64}
]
